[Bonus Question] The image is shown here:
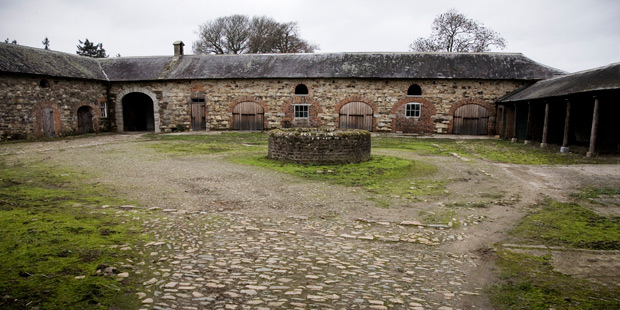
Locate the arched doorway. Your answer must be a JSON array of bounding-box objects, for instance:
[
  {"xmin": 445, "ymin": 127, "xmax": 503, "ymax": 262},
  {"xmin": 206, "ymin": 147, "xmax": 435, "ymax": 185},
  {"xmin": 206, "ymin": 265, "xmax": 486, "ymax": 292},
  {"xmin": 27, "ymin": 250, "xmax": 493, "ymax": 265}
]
[
  {"xmin": 122, "ymin": 92, "xmax": 155, "ymax": 131},
  {"xmin": 232, "ymin": 102, "xmax": 264, "ymax": 130},
  {"xmin": 77, "ymin": 106, "xmax": 95, "ymax": 134},
  {"xmin": 339, "ymin": 101, "xmax": 373, "ymax": 131},
  {"xmin": 452, "ymin": 104, "xmax": 489, "ymax": 135}
]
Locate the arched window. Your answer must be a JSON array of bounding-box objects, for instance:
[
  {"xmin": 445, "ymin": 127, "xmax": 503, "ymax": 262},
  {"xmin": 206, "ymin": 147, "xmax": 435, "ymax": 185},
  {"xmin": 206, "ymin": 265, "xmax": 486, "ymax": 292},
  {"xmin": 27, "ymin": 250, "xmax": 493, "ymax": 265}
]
[
  {"xmin": 39, "ymin": 79, "xmax": 50, "ymax": 88},
  {"xmin": 295, "ymin": 84, "xmax": 309, "ymax": 95},
  {"xmin": 407, "ymin": 84, "xmax": 422, "ymax": 96}
]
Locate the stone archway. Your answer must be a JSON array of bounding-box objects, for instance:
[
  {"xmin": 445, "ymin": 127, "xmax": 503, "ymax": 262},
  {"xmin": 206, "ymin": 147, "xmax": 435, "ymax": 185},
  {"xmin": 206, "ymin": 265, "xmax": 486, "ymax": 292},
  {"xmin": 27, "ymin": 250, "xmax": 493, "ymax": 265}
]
[
  {"xmin": 122, "ymin": 93, "xmax": 155, "ymax": 131},
  {"xmin": 116, "ymin": 87, "xmax": 160, "ymax": 133}
]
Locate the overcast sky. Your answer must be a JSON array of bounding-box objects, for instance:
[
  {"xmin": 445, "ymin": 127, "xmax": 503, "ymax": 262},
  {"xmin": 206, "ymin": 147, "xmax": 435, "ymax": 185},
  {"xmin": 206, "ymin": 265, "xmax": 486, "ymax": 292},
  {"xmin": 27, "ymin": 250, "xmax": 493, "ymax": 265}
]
[{"xmin": 1, "ymin": 0, "xmax": 618, "ymax": 73}]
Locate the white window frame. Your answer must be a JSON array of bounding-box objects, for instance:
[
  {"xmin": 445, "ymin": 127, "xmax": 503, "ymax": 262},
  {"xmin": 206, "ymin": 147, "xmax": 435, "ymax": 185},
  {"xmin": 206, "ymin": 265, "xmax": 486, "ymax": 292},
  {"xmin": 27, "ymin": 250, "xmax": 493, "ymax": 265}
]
[
  {"xmin": 99, "ymin": 101, "xmax": 107, "ymax": 118},
  {"xmin": 294, "ymin": 104, "xmax": 310, "ymax": 119},
  {"xmin": 405, "ymin": 103, "xmax": 421, "ymax": 118}
]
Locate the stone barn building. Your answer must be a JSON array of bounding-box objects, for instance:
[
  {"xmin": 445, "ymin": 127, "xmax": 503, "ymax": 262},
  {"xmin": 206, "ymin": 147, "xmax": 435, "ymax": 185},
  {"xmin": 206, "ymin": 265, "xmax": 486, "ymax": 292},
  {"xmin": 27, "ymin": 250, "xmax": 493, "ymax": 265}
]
[{"xmin": 1, "ymin": 41, "xmax": 564, "ymax": 141}]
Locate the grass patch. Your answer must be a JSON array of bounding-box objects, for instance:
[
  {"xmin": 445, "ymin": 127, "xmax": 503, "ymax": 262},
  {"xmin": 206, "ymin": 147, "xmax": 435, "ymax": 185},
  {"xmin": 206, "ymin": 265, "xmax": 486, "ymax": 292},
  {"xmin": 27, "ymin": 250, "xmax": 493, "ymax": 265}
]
[
  {"xmin": 571, "ymin": 187, "xmax": 620, "ymax": 199},
  {"xmin": 489, "ymin": 249, "xmax": 620, "ymax": 310},
  {"xmin": 234, "ymin": 155, "xmax": 444, "ymax": 201},
  {"xmin": 0, "ymin": 162, "xmax": 145, "ymax": 309},
  {"xmin": 510, "ymin": 200, "xmax": 620, "ymax": 250},
  {"xmin": 144, "ymin": 133, "xmax": 617, "ymax": 164},
  {"xmin": 146, "ymin": 132, "xmax": 267, "ymax": 155},
  {"xmin": 372, "ymin": 137, "xmax": 616, "ymax": 165}
]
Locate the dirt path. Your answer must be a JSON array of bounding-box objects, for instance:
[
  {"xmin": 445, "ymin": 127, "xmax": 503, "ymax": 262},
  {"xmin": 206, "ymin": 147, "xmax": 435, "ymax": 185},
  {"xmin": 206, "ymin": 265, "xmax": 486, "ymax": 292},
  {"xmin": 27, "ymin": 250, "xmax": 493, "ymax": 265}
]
[{"xmin": 2, "ymin": 133, "xmax": 618, "ymax": 309}]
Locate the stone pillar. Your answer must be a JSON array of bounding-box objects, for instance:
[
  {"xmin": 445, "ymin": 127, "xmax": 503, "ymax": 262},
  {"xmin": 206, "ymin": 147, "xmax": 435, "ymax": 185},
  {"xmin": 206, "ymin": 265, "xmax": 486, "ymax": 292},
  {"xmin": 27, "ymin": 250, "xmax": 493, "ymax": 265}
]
[
  {"xmin": 586, "ymin": 96, "xmax": 600, "ymax": 157},
  {"xmin": 540, "ymin": 102, "xmax": 550, "ymax": 148},
  {"xmin": 511, "ymin": 103, "xmax": 518, "ymax": 143},
  {"xmin": 561, "ymin": 99, "xmax": 571, "ymax": 153},
  {"xmin": 524, "ymin": 102, "xmax": 533, "ymax": 145}
]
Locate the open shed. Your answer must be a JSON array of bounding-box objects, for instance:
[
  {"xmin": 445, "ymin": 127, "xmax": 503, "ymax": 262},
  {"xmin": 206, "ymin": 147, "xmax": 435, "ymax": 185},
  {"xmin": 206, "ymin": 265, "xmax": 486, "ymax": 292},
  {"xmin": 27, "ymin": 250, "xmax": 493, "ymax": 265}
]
[{"xmin": 496, "ymin": 63, "xmax": 620, "ymax": 156}]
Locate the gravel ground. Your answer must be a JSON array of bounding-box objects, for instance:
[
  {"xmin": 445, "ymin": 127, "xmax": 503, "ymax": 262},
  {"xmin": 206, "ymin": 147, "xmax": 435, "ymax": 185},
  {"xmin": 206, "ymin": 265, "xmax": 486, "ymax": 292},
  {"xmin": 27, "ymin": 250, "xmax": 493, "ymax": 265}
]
[{"xmin": 2, "ymin": 133, "xmax": 619, "ymax": 309}]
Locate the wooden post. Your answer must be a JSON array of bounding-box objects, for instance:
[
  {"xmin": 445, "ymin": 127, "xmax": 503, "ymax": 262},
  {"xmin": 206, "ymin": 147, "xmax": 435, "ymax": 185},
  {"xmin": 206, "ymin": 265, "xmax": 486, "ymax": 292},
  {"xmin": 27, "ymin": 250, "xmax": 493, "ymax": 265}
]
[
  {"xmin": 511, "ymin": 103, "xmax": 518, "ymax": 143},
  {"xmin": 561, "ymin": 99, "xmax": 571, "ymax": 153},
  {"xmin": 586, "ymin": 96, "xmax": 600, "ymax": 157},
  {"xmin": 502, "ymin": 105, "xmax": 507, "ymax": 138},
  {"xmin": 541, "ymin": 102, "xmax": 550, "ymax": 147},
  {"xmin": 524, "ymin": 102, "xmax": 532, "ymax": 144}
]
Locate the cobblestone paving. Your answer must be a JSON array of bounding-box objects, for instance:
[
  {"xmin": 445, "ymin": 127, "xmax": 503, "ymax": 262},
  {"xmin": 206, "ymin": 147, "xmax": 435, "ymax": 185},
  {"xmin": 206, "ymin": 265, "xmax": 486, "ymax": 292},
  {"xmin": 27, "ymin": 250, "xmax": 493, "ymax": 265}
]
[{"xmin": 117, "ymin": 208, "xmax": 484, "ymax": 310}]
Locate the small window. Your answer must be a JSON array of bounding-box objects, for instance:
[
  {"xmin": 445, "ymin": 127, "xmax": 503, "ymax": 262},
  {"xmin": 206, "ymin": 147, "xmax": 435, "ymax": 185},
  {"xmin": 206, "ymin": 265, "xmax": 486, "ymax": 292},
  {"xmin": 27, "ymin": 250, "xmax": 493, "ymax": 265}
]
[
  {"xmin": 407, "ymin": 84, "xmax": 422, "ymax": 96},
  {"xmin": 406, "ymin": 103, "xmax": 420, "ymax": 117},
  {"xmin": 39, "ymin": 79, "xmax": 50, "ymax": 88},
  {"xmin": 192, "ymin": 98, "xmax": 205, "ymax": 103},
  {"xmin": 99, "ymin": 101, "xmax": 107, "ymax": 118},
  {"xmin": 294, "ymin": 105, "xmax": 309, "ymax": 118},
  {"xmin": 294, "ymin": 84, "xmax": 309, "ymax": 95}
]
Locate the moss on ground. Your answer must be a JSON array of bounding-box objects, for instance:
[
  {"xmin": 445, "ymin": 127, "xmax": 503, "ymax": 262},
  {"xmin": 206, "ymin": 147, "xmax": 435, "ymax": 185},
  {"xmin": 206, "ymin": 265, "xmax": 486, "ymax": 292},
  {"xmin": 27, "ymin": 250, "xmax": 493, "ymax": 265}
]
[
  {"xmin": 490, "ymin": 198, "xmax": 620, "ymax": 309},
  {"xmin": 0, "ymin": 161, "xmax": 146, "ymax": 309},
  {"xmin": 510, "ymin": 200, "xmax": 620, "ymax": 250},
  {"xmin": 490, "ymin": 249, "xmax": 620, "ymax": 310},
  {"xmin": 234, "ymin": 155, "xmax": 444, "ymax": 201}
]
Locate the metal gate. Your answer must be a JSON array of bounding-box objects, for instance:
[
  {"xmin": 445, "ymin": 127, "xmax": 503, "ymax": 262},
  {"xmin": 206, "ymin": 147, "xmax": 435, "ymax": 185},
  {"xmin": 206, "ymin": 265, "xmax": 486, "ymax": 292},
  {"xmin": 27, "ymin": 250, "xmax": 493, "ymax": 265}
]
[
  {"xmin": 339, "ymin": 102, "xmax": 373, "ymax": 131},
  {"xmin": 453, "ymin": 104, "xmax": 489, "ymax": 135},
  {"xmin": 191, "ymin": 99, "xmax": 206, "ymax": 131},
  {"xmin": 232, "ymin": 102, "xmax": 264, "ymax": 130},
  {"xmin": 42, "ymin": 107, "xmax": 55, "ymax": 137}
]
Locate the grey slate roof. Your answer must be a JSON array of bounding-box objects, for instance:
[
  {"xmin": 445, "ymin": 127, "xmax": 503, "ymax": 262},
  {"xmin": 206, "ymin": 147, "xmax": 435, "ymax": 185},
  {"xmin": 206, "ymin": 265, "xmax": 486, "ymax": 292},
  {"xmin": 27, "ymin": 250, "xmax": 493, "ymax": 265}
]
[
  {"xmin": 499, "ymin": 62, "xmax": 620, "ymax": 102},
  {"xmin": 0, "ymin": 42, "xmax": 107, "ymax": 80},
  {"xmin": 99, "ymin": 52, "xmax": 565, "ymax": 81},
  {"xmin": 1, "ymin": 42, "xmax": 565, "ymax": 82}
]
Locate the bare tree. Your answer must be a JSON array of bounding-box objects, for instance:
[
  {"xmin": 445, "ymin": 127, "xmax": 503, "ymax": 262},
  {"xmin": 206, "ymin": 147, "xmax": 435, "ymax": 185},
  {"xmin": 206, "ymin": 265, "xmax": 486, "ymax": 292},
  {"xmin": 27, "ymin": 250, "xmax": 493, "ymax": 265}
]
[
  {"xmin": 194, "ymin": 15, "xmax": 317, "ymax": 54},
  {"xmin": 410, "ymin": 9, "xmax": 506, "ymax": 52}
]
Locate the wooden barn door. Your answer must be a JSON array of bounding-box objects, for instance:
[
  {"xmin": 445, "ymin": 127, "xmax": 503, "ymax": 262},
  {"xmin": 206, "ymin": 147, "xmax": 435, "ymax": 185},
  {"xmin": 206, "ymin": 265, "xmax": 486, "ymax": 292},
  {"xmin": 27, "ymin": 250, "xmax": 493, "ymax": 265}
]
[
  {"xmin": 77, "ymin": 106, "xmax": 95, "ymax": 134},
  {"xmin": 339, "ymin": 102, "xmax": 373, "ymax": 131},
  {"xmin": 191, "ymin": 99, "xmax": 206, "ymax": 131},
  {"xmin": 42, "ymin": 107, "xmax": 55, "ymax": 137},
  {"xmin": 233, "ymin": 102, "xmax": 264, "ymax": 130},
  {"xmin": 453, "ymin": 104, "xmax": 489, "ymax": 135}
]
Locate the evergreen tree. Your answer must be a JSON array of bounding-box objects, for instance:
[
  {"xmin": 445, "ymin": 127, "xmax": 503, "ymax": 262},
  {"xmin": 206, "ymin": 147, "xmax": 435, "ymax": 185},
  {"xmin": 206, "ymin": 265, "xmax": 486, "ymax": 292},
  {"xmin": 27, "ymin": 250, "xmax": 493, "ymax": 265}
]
[
  {"xmin": 76, "ymin": 39, "xmax": 108, "ymax": 58},
  {"xmin": 42, "ymin": 37, "xmax": 50, "ymax": 50}
]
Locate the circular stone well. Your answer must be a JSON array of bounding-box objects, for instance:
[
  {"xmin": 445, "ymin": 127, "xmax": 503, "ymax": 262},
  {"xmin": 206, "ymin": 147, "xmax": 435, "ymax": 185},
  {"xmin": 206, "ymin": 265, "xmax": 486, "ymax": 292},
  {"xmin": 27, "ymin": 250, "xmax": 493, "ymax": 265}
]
[{"xmin": 268, "ymin": 128, "xmax": 371, "ymax": 164}]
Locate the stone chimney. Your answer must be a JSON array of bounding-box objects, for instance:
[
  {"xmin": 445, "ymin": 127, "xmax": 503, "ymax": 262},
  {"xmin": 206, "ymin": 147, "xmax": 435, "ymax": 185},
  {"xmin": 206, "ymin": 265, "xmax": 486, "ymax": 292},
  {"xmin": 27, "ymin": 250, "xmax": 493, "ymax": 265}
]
[{"xmin": 173, "ymin": 41, "xmax": 184, "ymax": 56}]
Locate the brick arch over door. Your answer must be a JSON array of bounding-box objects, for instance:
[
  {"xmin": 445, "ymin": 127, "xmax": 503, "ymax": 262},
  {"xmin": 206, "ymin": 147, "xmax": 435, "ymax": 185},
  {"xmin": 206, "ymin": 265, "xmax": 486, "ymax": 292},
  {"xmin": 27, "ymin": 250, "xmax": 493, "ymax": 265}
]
[
  {"xmin": 115, "ymin": 87, "xmax": 160, "ymax": 133},
  {"xmin": 448, "ymin": 99, "xmax": 495, "ymax": 135},
  {"xmin": 228, "ymin": 97, "xmax": 269, "ymax": 130},
  {"xmin": 33, "ymin": 101, "xmax": 61, "ymax": 138},
  {"xmin": 335, "ymin": 96, "xmax": 377, "ymax": 131},
  {"xmin": 281, "ymin": 96, "xmax": 323, "ymax": 128},
  {"xmin": 73, "ymin": 102, "xmax": 101, "ymax": 134},
  {"xmin": 390, "ymin": 97, "xmax": 437, "ymax": 133}
]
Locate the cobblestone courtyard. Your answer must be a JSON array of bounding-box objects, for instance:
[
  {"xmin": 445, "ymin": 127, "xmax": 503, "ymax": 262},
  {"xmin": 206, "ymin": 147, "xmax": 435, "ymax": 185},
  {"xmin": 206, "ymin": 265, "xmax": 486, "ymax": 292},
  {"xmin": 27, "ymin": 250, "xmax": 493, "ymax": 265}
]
[{"xmin": 2, "ymin": 133, "xmax": 619, "ymax": 309}]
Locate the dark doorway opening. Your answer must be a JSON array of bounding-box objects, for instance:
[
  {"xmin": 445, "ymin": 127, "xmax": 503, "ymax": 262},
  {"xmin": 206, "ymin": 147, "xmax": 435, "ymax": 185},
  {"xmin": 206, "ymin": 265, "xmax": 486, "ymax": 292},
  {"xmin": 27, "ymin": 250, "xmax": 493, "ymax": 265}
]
[
  {"xmin": 77, "ymin": 106, "xmax": 95, "ymax": 134},
  {"xmin": 122, "ymin": 92, "xmax": 155, "ymax": 131}
]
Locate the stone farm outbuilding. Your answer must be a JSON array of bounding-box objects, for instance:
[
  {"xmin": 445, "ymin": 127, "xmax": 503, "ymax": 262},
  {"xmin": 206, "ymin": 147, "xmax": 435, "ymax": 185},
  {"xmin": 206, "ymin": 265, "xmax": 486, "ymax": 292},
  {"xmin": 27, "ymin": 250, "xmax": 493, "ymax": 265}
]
[
  {"xmin": 497, "ymin": 63, "xmax": 620, "ymax": 156},
  {"xmin": 4, "ymin": 40, "xmax": 610, "ymax": 152}
]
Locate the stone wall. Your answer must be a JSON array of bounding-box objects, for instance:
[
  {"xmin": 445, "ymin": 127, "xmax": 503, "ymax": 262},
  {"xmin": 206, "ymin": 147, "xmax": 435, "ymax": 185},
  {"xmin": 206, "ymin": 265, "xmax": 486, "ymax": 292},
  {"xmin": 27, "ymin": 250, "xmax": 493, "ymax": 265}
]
[
  {"xmin": 268, "ymin": 129, "xmax": 371, "ymax": 164},
  {"xmin": 109, "ymin": 78, "xmax": 528, "ymax": 134},
  {"xmin": 0, "ymin": 74, "xmax": 107, "ymax": 140}
]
